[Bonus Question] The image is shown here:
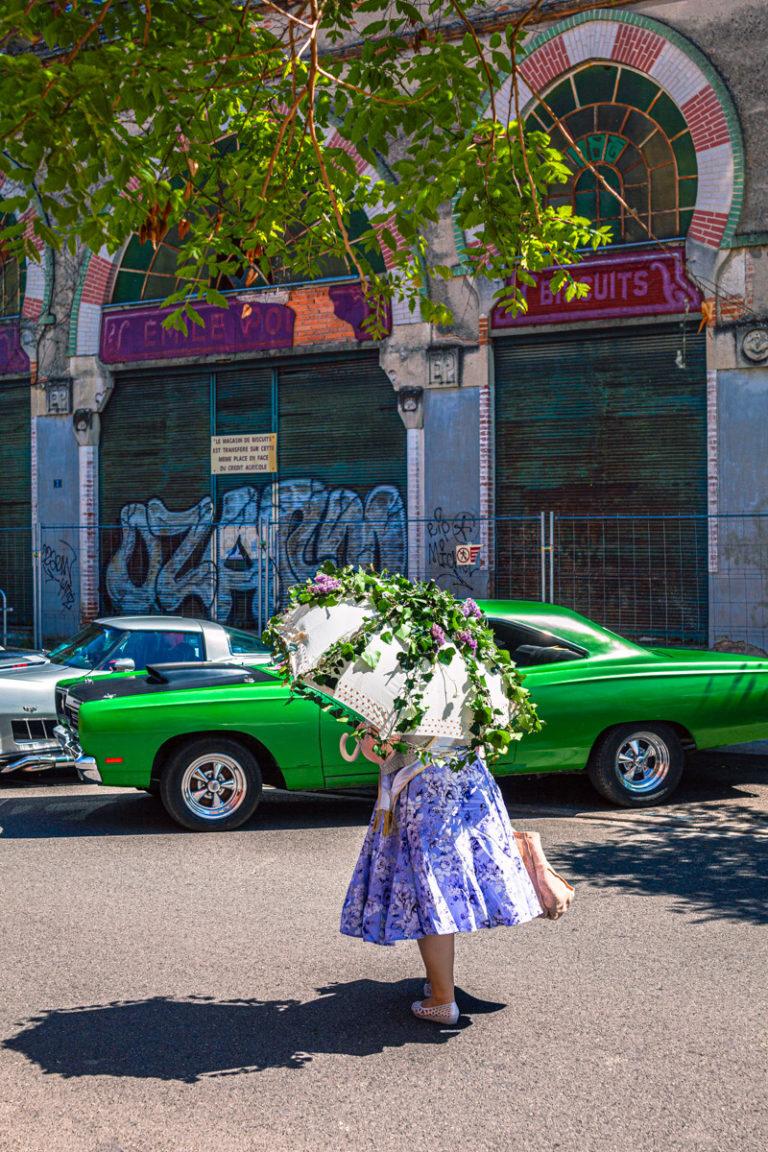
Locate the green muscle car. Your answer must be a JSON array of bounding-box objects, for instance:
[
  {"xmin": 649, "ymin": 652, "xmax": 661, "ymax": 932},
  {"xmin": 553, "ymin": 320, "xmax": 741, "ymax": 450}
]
[{"xmin": 54, "ymin": 601, "xmax": 768, "ymax": 831}]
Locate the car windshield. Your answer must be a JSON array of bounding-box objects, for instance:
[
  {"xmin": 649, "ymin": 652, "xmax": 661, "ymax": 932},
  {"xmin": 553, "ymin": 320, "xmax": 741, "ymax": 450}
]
[
  {"xmin": 48, "ymin": 624, "xmax": 127, "ymax": 670},
  {"xmin": 224, "ymin": 627, "xmax": 271, "ymax": 656}
]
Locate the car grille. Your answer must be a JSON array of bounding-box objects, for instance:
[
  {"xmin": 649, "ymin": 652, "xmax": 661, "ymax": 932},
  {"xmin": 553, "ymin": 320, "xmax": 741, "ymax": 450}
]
[
  {"xmin": 55, "ymin": 684, "xmax": 67, "ymax": 721},
  {"xmin": 54, "ymin": 686, "xmax": 81, "ymax": 731},
  {"xmin": 11, "ymin": 718, "xmax": 57, "ymax": 745},
  {"xmin": 64, "ymin": 695, "xmax": 81, "ymax": 730}
]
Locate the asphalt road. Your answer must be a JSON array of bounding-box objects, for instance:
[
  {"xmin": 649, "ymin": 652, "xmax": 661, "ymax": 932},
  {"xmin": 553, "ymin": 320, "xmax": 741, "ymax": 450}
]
[{"xmin": 1, "ymin": 753, "xmax": 767, "ymax": 1152}]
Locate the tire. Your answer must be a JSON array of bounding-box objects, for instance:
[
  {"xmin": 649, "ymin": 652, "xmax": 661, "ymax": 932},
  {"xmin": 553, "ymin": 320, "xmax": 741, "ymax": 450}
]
[
  {"xmin": 159, "ymin": 737, "xmax": 263, "ymax": 831},
  {"xmin": 587, "ymin": 723, "xmax": 684, "ymax": 807}
]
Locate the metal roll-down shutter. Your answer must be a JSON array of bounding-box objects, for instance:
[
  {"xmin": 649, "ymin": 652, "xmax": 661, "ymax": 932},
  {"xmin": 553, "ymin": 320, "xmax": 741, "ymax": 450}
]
[{"xmin": 494, "ymin": 323, "xmax": 707, "ymax": 641}]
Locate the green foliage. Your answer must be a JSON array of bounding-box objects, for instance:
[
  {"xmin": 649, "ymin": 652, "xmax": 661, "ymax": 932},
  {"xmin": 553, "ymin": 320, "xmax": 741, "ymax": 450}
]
[
  {"xmin": 0, "ymin": 1, "xmax": 610, "ymax": 331},
  {"xmin": 264, "ymin": 564, "xmax": 542, "ymax": 770}
]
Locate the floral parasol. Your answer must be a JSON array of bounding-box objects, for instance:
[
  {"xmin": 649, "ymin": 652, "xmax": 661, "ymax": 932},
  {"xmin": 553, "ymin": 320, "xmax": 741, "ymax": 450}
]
[{"xmin": 264, "ymin": 565, "xmax": 541, "ymax": 766}]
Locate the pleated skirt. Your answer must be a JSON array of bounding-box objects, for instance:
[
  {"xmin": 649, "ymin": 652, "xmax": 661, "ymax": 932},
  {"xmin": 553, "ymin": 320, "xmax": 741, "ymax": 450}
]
[{"xmin": 340, "ymin": 755, "xmax": 544, "ymax": 945}]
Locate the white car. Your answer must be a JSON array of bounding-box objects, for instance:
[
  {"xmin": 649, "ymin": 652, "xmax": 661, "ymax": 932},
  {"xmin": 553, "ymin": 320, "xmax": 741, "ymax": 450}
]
[
  {"xmin": 0, "ymin": 647, "xmax": 48, "ymax": 671},
  {"xmin": 0, "ymin": 616, "xmax": 270, "ymax": 776}
]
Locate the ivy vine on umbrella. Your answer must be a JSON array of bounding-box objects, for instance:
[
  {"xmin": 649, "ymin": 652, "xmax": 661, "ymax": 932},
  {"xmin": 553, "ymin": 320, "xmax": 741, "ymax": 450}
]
[{"xmin": 264, "ymin": 564, "xmax": 541, "ymax": 767}]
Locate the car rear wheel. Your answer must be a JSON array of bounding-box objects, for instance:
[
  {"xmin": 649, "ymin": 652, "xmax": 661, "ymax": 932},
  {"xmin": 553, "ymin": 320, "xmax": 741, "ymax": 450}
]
[
  {"xmin": 160, "ymin": 738, "xmax": 262, "ymax": 831},
  {"xmin": 587, "ymin": 723, "xmax": 684, "ymax": 807}
]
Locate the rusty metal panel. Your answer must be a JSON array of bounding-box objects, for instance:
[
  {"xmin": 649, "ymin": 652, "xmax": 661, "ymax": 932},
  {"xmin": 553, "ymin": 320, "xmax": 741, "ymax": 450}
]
[
  {"xmin": 494, "ymin": 324, "xmax": 707, "ymax": 517},
  {"xmin": 494, "ymin": 324, "xmax": 708, "ymax": 642},
  {"xmin": 98, "ymin": 353, "xmax": 407, "ymax": 628},
  {"xmin": 0, "ymin": 376, "xmax": 32, "ymax": 638},
  {"xmin": 100, "ymin": 366, "xmax": 211, "ymax": 528}
]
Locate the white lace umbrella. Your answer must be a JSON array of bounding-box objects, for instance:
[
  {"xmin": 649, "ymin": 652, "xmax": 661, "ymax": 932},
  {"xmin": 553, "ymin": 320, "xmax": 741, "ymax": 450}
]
[{"xmin": 275, "ymin": 598, "xmax": 513, "ymax": 742}]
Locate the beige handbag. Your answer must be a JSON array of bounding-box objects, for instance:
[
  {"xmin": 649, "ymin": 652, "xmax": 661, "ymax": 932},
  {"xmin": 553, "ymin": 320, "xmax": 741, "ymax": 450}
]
[{"xmin": 514, "ymin": 830, "xmax": 575, "ymax": 920}]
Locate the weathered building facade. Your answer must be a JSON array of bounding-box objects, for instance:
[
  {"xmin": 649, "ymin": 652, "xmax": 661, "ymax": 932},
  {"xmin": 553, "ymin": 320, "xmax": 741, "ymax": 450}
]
[{"xmin": 1, "ymin": 1, "xmax": 767, "ymax": 648}]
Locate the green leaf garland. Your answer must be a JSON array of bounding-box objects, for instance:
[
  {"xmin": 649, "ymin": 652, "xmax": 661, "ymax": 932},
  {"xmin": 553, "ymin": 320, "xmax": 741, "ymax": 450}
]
[{"xmin": 264, "ymin": 564, "xmax": 542, "ymax": 768}]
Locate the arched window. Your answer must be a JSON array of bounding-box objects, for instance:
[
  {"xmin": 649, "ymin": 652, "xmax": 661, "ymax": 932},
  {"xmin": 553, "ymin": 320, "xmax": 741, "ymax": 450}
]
[
  {"xmin": 112, "ymin": 207, "xmax": 383, "ymax": 305},
  {"xmin": 0, "ymin": 214, "xmax": 25, "ymax": 317},
  {"xmin": 573, "ymin": 160, "xmax": 624, "ymax": 232},
  {"xmin": 527, "ymin": 63, "xmax": 698, "ymax": 244}
]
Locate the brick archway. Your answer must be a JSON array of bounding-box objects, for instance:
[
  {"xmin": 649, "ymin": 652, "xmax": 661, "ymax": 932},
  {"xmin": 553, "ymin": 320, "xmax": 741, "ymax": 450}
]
[
  {"xmin": 455, "ymin": 10, "xmax": 744, "ymax": 257},
  {"xmin": 72, "ymin": 136, "xmax": 412, "ymax": 356},
  {"xmin": 0, "ymin": 174, "xmax": 49, "ymax": 330}
]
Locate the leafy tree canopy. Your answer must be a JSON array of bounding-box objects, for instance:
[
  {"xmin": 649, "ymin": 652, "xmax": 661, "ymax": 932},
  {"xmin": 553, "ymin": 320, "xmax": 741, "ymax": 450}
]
[{"xmin": 0, "ymin": 0, "xmax": 615, "ymax": 333}]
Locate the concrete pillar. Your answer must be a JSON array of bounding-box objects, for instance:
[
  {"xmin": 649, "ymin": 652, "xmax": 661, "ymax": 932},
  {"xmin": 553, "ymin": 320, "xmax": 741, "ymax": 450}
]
[
  {"xmin": 70, "ymin": 355, "xmax": 113, "ymax": 625},
  {"xmin": 380, "ymin": 309, "xmax": 490, "ymax": 595},
  {"xmin": 35, "ymin": 414, "xmax": 80, "ymax": 642},
  {"xmin": 406, "ymin": 427, "xmax": 426, "ymax": 581}
]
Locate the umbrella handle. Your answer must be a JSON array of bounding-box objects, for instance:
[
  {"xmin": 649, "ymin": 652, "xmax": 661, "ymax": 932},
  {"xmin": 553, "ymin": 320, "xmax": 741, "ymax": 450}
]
[{"xmin": 339, "ymin": 732, "xmax": 362, "ymax": 762}]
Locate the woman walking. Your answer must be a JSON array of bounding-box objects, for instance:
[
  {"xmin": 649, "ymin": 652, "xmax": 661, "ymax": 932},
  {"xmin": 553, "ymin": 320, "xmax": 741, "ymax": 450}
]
[
  {"xmin": 266, "ymin": 565, "xmax": 573, "ymax": 1027},
  {"xmin": 339, "ymin": 731, "xmax": 544, "ymax": 1026}
]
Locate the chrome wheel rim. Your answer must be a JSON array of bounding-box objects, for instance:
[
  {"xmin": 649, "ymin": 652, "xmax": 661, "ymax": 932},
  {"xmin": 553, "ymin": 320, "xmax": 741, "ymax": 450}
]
[
  {"xmin": 614, "ymin": 732, "xmax": 670, "ymax": 794},
  {"xmin": 181, "ymin": 753, "xmax": 247, "ymax": 821}
]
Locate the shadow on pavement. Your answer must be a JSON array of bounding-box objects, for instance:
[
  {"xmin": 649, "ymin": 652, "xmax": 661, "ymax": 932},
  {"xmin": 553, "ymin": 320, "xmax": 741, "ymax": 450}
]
[
  {"xmin": 0, "ymin": 788, "xmax": 372, "ymax": 839},
  {"xmin": 498, "ymin": 748, "xmax": 768, "ymax": 813},
  {"xmin": 1, "ymin": 750, "xmax": 766, "ymax": 843},
  {"xmin": 554, "ymin": 796, "xmax": 768, "ymax": 926},
  {"xmin": 499, "ymin": 751, "xmax": 768, "ymax": 927},
  {"xmin": 3, "ymin": 982, "xmax": 500, "ymax": 1082}
]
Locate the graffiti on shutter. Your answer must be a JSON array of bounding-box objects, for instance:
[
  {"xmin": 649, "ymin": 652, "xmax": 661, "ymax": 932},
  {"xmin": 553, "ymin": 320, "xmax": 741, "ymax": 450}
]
[{"xmin": 105, "ymin": 480, "xmax": 406, "ymax": 621}]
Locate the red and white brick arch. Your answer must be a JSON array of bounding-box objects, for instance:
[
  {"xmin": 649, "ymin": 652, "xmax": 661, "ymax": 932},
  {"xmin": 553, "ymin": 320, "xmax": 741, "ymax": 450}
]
[
  {"xmin": 18, "ymin": 211, "xmax": 47, "ymax": 327},
  {"xmin": 492, "ymin": 11, "xmax": 744, "ymax": 251},
  {"xmin": 325, "ymin": 130, "xmax": 418, "ymax": 329},
  {"xmin": 0, "ymin": 174, "xmax": 50, "ymax": 336},
  {"xmin": 72, "ymin": 243, "xmax": 117, "ymax": 356},
  {"xmin": 72, "ymin": 135, "xmax": 417, "ymax": 355}
]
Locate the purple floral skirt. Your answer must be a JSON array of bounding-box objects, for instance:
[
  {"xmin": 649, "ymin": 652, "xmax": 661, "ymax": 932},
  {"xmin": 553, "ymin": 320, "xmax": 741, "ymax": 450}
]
[{"xmin": 339, "ymin": 756, "xmax": 543, "ymax": 945}]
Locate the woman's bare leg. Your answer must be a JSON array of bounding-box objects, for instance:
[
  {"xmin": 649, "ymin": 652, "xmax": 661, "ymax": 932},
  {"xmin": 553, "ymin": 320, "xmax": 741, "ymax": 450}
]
[{"xmin": 417, "ymin": 933, "xmax": 455, "ymax": 1005}]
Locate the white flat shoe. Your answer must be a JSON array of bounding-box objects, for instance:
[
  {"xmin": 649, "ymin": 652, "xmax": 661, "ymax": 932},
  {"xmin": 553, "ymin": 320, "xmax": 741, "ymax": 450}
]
[{"xmin": 411, "ymin": 999, "xmax": 460, "ymax": 1026}]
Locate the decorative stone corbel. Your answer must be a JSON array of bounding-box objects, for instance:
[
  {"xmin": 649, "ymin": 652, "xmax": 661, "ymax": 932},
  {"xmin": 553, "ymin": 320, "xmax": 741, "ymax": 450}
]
[
  {"xmin": 397, "ymin": 387, "xmax": 424, "ymax": 430},
  {"xmin": 68, "ymin": 355, "xmax": 114, "ymax": 446}
]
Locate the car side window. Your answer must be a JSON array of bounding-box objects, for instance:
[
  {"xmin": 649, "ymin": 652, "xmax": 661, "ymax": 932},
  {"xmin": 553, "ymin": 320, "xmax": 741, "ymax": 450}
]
[
  {"xmin": 488, "ymin": 619, "xmax": 585, "ymax": 668},
  {"xmin": 100, "ymin": 630, "xmax": 205, "ymax": 669}
]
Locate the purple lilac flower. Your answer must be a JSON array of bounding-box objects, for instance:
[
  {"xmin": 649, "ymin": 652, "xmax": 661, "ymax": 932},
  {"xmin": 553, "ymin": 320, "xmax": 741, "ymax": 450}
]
[
  {"xmin": 431, "ymin": 623, "xmax": 446, "ymax": 647},
  {"xmin": 461, "ymin": 598, "xmax": 482, "ymax": 619},
  {"xmin": 456, "ymin": 629, "xmax": 478, "ymax": 652},
  {"xmin": 311, "ymin": 573, "xmax": 342, "ymax": 593}
]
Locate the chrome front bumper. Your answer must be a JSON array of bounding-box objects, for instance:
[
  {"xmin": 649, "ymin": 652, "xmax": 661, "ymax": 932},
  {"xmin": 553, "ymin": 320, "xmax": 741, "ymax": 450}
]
[
  {"xmin": 54, "ymin": 723, "xmax": 80, "ymax": 760},
  {"xmin": 53, "ymin": 723, "xmax": 102, "ymax": 785},
  {"xmin": 0, "ymin": 734, "xmax": 76, "ymax": 775},
  {"xmin": 75, "ymin": 755, "xmax": 102, "ymax": 785},
  {"xmin": 0, "ymin": 753, "xmax": 75, "ymax": 774}
]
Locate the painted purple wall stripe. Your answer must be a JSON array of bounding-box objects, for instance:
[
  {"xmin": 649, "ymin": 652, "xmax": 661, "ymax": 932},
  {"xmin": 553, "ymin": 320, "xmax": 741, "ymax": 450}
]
[
  {"xmin": 0, "ymin": 321, "xmax": 30, "ymax": 374},
  {"xmin": 492, "ymin": 248, "xmax": 701, "ymax": 329},
  {"xmin": 100, "ymin": 300, "xmax": 295, "ymax": 364}
]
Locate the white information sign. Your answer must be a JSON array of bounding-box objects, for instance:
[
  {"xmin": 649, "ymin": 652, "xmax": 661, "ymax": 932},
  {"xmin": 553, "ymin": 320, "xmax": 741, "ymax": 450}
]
[{"xmin": 211, "ymin": 433, "xmax": 277, "ymax": 475}]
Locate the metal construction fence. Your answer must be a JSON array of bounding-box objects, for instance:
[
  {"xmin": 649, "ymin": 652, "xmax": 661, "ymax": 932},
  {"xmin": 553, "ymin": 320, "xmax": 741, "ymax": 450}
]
[{"xmin": 0, "ymin": 513, "xmax": 766, "ymax": 652}]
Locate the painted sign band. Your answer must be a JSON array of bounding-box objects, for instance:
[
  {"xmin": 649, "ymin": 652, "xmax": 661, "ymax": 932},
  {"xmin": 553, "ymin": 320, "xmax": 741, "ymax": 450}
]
[
  {"xmin": 100, "ymin": 299, "xmax": 295, "ymax": 364},
  {"xmin": 211, "ymin": 433, "xmax": 277, "ymax": 475},
  {"xmin": 491, "ymin": 247, "xmax": 702, "ymax": 329},
  {"xmin": 0, "ymin": 320, "xmax": 30, "ymax": 375}
]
